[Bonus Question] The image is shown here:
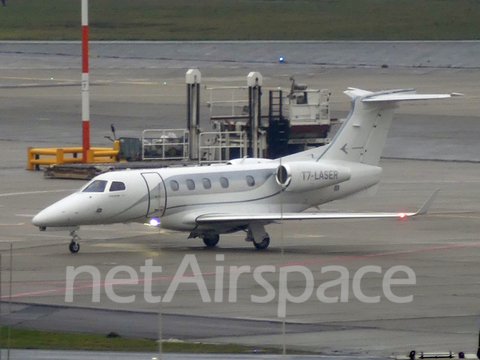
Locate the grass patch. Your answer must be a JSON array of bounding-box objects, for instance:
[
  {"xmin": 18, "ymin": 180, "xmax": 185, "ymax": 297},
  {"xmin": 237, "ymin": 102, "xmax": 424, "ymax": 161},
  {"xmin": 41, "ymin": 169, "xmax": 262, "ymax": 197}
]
[
  {"xmin": 0, "ymin": 0, "xmax": 479, "ymax": 40},
  {"xmin": 0, "ymin": 327, "xmax": 288, "ymax": 354},
  {"xmin": 0, "ymin": 327, "xmax": 158, "ymax": 352}
]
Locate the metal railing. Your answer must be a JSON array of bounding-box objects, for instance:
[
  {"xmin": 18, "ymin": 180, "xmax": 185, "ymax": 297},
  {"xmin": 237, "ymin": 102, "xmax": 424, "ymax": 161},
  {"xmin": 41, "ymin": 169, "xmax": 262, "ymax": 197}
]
[
  {"xmin": 199, "ymin": 131, "xmax": 248, "ymax": 164},
  {"xmin": 142, "ymin": 129, "xmax": 189, "ymax": 160},
  {"xmin": 205, "ymin": 86, "xmax": 250, "ymax": 118}
]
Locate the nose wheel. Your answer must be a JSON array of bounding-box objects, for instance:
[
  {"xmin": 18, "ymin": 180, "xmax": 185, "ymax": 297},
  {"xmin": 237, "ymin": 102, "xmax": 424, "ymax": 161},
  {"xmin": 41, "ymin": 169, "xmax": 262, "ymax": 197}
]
[{"xmin": 69, "ymin": 231, "xmax": 80, "ymax": 254}]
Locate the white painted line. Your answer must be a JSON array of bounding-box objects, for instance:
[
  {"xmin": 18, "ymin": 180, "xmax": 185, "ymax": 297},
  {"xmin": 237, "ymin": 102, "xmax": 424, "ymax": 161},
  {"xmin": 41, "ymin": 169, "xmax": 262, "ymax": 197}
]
[
  {"xmin": 24, "ymin": 233, "xmax": 67, "ymax": 239},
  {"xmin": 2, "ymin": 40, "xmax": 479, "ymax": 44},
  {"xmin": 0, "ymin": 189, "xmax": 76, "ymax": 197},
  {"xmin": 384, "ymin": 180, "xmax": 480, "ymax": 184},
  {"xmin": 234, "ymin": 316, "xmax": 311, "ymax": 324},
  {"xmin": 292, "ymin": 234, "xmax": 325, "ymax": 238}
]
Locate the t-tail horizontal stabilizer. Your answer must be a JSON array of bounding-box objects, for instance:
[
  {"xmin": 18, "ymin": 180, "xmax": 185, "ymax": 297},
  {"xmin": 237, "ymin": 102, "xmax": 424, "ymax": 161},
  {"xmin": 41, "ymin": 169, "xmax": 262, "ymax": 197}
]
[{"xmin": 345, "ymin": 88, "xmax": 455, "ymax": 103}]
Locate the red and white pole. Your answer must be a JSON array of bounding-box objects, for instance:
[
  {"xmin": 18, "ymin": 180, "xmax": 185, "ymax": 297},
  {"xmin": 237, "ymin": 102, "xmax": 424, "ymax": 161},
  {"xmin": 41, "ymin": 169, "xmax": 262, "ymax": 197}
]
[{"xmin": 81, "ymin": 0, "xmax": 90, "ymax": 162}]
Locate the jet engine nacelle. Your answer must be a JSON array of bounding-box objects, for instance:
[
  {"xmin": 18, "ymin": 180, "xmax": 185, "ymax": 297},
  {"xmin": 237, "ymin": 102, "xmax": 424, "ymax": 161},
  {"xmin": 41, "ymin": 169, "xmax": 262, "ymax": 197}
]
[{"xmin": 276, "ymin": 162, "xmax": 351, "ymax": 191}]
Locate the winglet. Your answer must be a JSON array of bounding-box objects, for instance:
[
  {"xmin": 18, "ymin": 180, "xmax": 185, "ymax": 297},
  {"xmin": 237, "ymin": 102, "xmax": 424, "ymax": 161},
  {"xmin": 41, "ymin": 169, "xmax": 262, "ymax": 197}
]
[{"xmin": 412, "ymin": 189, "xmax": 440, "ymax": 216}]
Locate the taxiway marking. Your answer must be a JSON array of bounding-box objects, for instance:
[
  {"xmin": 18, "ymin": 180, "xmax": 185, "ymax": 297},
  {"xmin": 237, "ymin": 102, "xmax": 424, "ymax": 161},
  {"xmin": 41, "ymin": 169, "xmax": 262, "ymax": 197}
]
[{"xmin": 0, "ymin": 189, "xmax": 76, "ymax": 197}]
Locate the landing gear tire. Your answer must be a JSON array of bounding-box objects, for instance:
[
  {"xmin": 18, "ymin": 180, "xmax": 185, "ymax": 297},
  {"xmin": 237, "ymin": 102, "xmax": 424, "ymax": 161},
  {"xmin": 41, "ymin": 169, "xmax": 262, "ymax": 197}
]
[
  {"xmin": 203, "ymin": 234, "xmax": 219, "ymax": 248},
  {"xmin": 69, "ymin": 230, "xmax": 81, "ymax": 254},
  {"xmin": 253, "ymin": 234, "xmax": 270, "ymax": 250},
  {"xmin": 69, "ymin": 241, "xmax": 80, "ymax": 254}
]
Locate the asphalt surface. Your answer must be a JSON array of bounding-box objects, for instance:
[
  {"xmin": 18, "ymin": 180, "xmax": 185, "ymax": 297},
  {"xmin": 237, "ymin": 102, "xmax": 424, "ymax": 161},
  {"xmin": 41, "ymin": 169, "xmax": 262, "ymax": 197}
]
[
  {"xmin": 0, "ymin": 350, "xmax": 376, "ymax": 360},
  {"xmin": 7, "ymin": 302, "xmax": 355, "ymax": 340},
  {"xmin": 2, "ymin": 41, "xmax": 480, "ymax": 69},
  {"xmin": 1, "ymin": 41, "xmax": 479, "ymax": 162},
  {"xmin": 0, "ymin": 42, "xmax": 479, "ymax": 359}
]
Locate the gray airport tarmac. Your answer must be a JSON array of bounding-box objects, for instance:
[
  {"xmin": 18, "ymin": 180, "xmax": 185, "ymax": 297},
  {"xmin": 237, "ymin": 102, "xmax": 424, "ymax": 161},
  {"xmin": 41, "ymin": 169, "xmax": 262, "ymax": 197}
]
[
  {"xmin": 0, "ymin": 42, "xmax": 479, "ymax": 358},
  {"xmin": 0, "ymin": 350, "xmax": 373, "ymax": 360}
]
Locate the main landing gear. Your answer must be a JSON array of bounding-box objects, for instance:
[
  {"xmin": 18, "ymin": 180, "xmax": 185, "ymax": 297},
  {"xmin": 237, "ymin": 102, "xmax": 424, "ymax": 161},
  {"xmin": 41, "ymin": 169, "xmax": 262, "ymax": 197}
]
[
  {"xmin": 245, "ymin": 230, "xmax": 270, "ymax": 249},
  {"xmin": 69, "ymin": 231, "xmax": 80, "ymax": 254},
  {"xmin": 203, "ymin": 234, "xmax": 220, "ymax": 248},
  {"xmin": 245, "ymin": 223, "xmax": 270, "ymax": 250},
  {"xmin": 199, "ymin": 224, "xmax": 270, "ymax": 250},
  {"xmin": 253, "ymin": 235, "xmax": 270, "ymax": 250}
]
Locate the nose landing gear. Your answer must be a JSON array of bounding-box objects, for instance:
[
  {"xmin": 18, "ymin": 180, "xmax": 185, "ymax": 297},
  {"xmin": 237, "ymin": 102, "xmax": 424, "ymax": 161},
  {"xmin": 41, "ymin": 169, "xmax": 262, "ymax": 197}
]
[{"xmin": 69, "ymin": 231, "xmax": 81, "ymax": 254}]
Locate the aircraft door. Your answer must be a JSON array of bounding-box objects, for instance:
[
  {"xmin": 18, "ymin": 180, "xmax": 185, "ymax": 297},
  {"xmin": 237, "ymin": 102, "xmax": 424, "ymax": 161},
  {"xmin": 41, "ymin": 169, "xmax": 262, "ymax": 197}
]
[{"xmin": 141, "ymin": 172, "xmax": 166, "ymax": 217}]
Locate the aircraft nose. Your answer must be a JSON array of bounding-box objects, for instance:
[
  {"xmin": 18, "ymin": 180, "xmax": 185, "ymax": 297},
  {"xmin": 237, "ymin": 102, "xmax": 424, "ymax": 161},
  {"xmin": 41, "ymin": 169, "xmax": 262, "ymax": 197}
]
[
  {"xmin": 32, "ymin": 194, "xmax": 79, "ymax": 228},
  {"xmin": 32, "ymin": 206, "xmax": 59, "ymax": 228},
  {"xmin": 32, "ymin": 211, "xmax": 45, "ymax": 227}
]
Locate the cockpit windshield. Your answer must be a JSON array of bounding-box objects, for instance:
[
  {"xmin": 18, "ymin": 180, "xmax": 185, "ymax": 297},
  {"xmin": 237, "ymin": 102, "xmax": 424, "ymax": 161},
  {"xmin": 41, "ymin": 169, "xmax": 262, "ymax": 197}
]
[
  {"xmin": 82, "ymin": 180, "xmax": 108, "ymax": 193},
  {"xmin": 109, "ymin": 181, "xmax": 126, "ymax": 192}
]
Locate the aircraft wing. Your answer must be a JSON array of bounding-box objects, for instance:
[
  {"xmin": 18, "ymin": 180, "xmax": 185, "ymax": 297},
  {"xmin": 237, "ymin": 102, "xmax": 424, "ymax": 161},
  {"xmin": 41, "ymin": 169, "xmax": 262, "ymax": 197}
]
[{"xmin": 196, "ymin": 190, "xmax": 439, "ymax": 224}]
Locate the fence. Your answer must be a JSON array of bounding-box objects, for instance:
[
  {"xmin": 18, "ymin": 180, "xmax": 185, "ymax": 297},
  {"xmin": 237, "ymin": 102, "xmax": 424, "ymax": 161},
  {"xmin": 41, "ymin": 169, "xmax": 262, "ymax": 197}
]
[
  {"xmin": 199, "ymin": 131, "xmax": 248, "ymax": 164},
  {"xmin": 142, "ymin": 129, "xmax": 189, "ymax": 160}
]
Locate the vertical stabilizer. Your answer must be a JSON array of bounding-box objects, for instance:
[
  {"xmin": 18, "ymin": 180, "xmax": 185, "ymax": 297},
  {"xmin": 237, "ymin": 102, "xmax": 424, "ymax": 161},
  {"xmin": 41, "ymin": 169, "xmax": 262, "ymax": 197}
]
[
  {"xmin": 320, "ymin": 89, "xmax": 398, "ymax": 165},
  {"xmin": 283, "ymin": 88, "xmax": 452, "ymax": 166}
]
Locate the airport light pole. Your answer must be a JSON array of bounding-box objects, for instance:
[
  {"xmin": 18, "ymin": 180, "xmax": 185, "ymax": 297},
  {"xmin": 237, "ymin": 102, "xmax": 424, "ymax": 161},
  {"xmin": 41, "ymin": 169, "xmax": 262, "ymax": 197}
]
[
  {"xmin": 0, "ymin": 254, "xmax": 2, "ymax": 360},
  {"xmin": 7, "ymin": 245, "xmax": 12, "ymax": 360},
  {"xmin": 81, "ymin": 0, "xmax": 90, "ymax": 162},
  {"xmin": 280, "ymin": 158, "xmax": 287, "ymax": 358}
]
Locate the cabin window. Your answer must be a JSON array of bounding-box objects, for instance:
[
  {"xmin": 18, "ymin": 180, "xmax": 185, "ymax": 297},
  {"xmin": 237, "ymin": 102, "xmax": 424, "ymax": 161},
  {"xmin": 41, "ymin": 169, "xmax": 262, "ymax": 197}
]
[
  {"xmin": 202, "ymin": 178, "xmax": 211, "ymax": 189},
  {"xmin": 186, "ymin": 179, "xmax": 195, "ymax": 190},
  {"xmin": 109, "ymin": 181, "xmax": 126, "ymax": 192},
  {"xmin": 220, "ymin": 177, "xmax": 229, "ymax": 189},
  {"xmin": 246, "ymin": 175, "xmax": 255, "ymax": 187},
  {"xmin": 170, "ymin": 180, "xmax": 179, "ymax": 191},
  {"xmin": 83, "ymin": 180, "xmax": 107, "ymax": 193}
]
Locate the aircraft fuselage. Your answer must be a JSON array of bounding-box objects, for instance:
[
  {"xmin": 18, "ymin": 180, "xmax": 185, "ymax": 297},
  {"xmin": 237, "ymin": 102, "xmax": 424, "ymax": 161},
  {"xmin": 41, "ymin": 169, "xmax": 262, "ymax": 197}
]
[{"xmin": 32, "ymin": 160, "xmax": 381, "ymax": 235}]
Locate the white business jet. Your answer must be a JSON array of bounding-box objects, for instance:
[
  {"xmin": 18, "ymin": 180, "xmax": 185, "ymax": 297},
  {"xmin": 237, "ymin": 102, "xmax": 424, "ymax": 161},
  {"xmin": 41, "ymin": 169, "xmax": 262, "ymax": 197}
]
[{"xmin": 33, "ymin": 88, "xmax": 450, "ymax": 253}]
